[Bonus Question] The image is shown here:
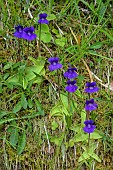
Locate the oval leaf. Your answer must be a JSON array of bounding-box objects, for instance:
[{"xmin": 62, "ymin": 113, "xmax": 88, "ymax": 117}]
[
  {"xmin": 13, "ymin": 101, "xmax": 22, "ymax": 113},
  {"xmin": 17, "ymin": 131, "xmax": 26, "ymax": 155},
  {"xmin": 89, "ymin": 42, "xmax": 103, "ymax": 49},
  {"xmin": 21, "ymin": 93, "xmax": 27, "ymax": 109},
  {"xmin": 10, "ymin": 127, "xmax": 18, "ymax": 147}
]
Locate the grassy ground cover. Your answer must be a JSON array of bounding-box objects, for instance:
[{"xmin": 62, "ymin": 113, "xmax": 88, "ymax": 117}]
[{"xmin": 0, "ymin": 0, "xmax": 113, "ymax": 169}]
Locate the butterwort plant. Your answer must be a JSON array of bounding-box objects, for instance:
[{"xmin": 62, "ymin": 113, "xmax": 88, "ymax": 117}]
[
  {"xmin": 23, "ymin": 26, "xmax": 37, "ymax": 56},
  {"xmin": 83, "ymin": 120, "xmax": 96, "ymax": 134},
  {"xmin": 85, "ymin": 99, "xmax": 98, "ymax": 111},
  {"xmin": 14, "ymin": 25, "xmax": 37, "ymax": 57},
  {"xmin": 23, "ymin": 27, "xmax": 37, "ymax": 41},
  {"xmin": 38, "ymin": 13, "xmax": 49, "ymax": 56},
  {"xmin": 84, "ymin": 82, "xmax": 99, "ymax": 120},
  {"xmin": 84, "ymin": 82, "xmax": 99, "ymax": 94},
  {"xmin": 14, "ymin": 25, "xmax": 24, "ymax": 58},
  {"xmin": 14, "ymin": 25, "xmax": 24, "ymax": 38},
  {"xmin": 64, "ymin": 65, "xmax": 78, "ymax": 110},
  {"xmin": 64, "ymin": 67, "xmax": 78, "ymax": 79},
  {"xmin": 38, "ymin": 13, "xmax": 49, "ymax": 24},
  {"xmin": 14, "ymin": 25, "xmax": 37, "ymax": 41},
  {"xmin": 48, "ymin": 57, "xmax": 62, "ymax": 71},
  {"xmin": 83, "ymin": 82, "xmax": 99, "ymax": 146},
  {"xmin": 65, "ymin": 80, "xmax": 78, "ymax": 93},
  {"xmin": 48, "ymin": 57, "xmax": 62, "ymax": 97},
  {"xmin": 83, "ymin": 120, "xmax": 96, "ymax": 146}
]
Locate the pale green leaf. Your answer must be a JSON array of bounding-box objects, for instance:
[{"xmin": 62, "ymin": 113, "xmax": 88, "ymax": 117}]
[
  {"xmin": 10, "ymin": 127, "xmax": 18, "ymax": 147},
  {"xmin": 17, "ymin": 131, "xmax": 26, "ymax": 155},
  {"xmin": 39, "ymin": 24, "xmax": 49, "ymax": 32},
  {"xmin": 13, "ymin": 101, "xmax": 22, "ymax": 113},
  {"xmin": 55, "ymin": 37, "xmax": 66, "ymax": 47},
  {"xmin": 51, "ymin": 120, "xmax": 58, "ymax": 130},
  {"xmin": 21, "ymin": 93, "xmax": 27, "ymax": 109},
  {"xmin": 81, "ymin": 109, "xmax": 86, "ymax": 127},
  {"xmin": 28, "ymin": 99, "xmax": 33, "ymax": 108},
  {"xmin": 88, "ymin": 153, "xmax": 101, "ymax": 162},
  {"xmin": 89, "ymin": 42, "xmax": 103, "ymax": 49},
  {"xmin": 50, "ymin": 136, "xmax": 62, "ymax": 146},
  {"xmin": 40, "ymin": 32, "xmax": 52, "ymax": 43},
  {"xmin": 0, "ymin": 111, "xmax": 10, "ymax": 119},
  {"xmin": 60, "ymin": 93, "xmax": 68, "ymax": 109},
  {"xmin": 78, "ymin": 151, "xmax": 90, "ymax": 162},
  {"xmin": 4, "ymin": 62, "xmax": 13, "ymax": 70},
  {"xmin": 50, "ymin": 103, "xmax": 62, "ymax": 117},
  {"xmin": 69, "ymin": 139, "xmax": 75, "ymax": 147},
  {"xmin": 6, "ymin": 75, "xmax": 19, "ymax": 83},
  {"xmin": 47, "ymin": 14, "xmax": 56, "ymax": 21},
  {"xmin": 75, "ymin": 133, "xmax": 88, "ymax": 142},
  {"xmin": 90, "ymin": 131, "xmax": 102, "ymax": 139},
  {"xmin": 62, "ymin": 107, "xmax": 69, "ymax": 116},
  {"xmin": 25, "ymin": 65, "xmax": 45, "ymax": 81},
  {"xmin": 23, "ymin": 77, "xmax": 28, "ymax": 90},
  {"xmin": 75, "ymin": 89, "xmax": 83, "ymax": 98}
]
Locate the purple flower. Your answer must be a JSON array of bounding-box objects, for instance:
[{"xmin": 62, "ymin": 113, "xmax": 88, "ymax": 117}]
[
  {"xmin": 65, "ymin": 80, "xmax": 78, "ymax": 93},
  {"xmin": 14, "ymin": 25, "xmax": 24, "ymax": 38},
  {"xmin": 48, "ymin": 57, "xmax": 62, "ymax": 71},
  {"xmin": 85, "ymin": 99, "xmax": 98, "ymax": 111},
  {"xmin": 23, "ymin": 27, "xmax": 37, "ymax": 41},
  {"xmin": 64, "ymin": 67, "xmax": 78, "ymax": 79},
  {"xmin": 83, "ymin": 120, "xmax": 96, "ymax": 133},
  {"xmin": 85, "ymin": 82, "xmax": 99, "ymax": 93},
  {"xmin": 38, "ymin": 13, "xmax": 49, "ymax": 24}
]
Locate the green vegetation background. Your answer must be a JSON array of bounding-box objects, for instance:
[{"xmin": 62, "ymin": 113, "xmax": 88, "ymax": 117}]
[{"xmin": 0, "ymin": 0, "xmax": 113, "ymax": 169}]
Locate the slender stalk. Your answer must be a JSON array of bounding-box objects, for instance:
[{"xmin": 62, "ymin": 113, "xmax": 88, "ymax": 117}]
[
  {"xmin": 68, "ymin": 92, "xmax": 70, "ymax": 111},
  {"xmin": 17, "ymin": 38, "xmax": 21, "ymax": 61},
  {"xmin": 88, "ymin": 93, "xmax": 90, "ymax": 99},
  {"xmin": 88, "ymin": 133, "xmax": 90, "ymax": 147},
  {"xmin": 21, "ymin": 39, "xmax": 24, "ymax": 58},
  {"xmin": 86, "ymin": 93, "xmax": 90, "ymax": 120},
  {"xmin": 57, "ymin": 69, "xmax": 60, "ymax": 97},
  {"xmin": 86, "ymin": 110, "xmax": 90, "ymax": 120},
  {"xmin": 28, "ymin": 41, "xmax": 29, "ymax": 57},
  {"xmin": 38, "ymin": 24, "xmax": 41, "ymax": 57}
]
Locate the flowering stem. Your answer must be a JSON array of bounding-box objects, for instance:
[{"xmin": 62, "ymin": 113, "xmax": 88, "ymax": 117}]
[
  {"xmin": 28, "ymin": 41, "xmax": 29, "ymax": 57},
  {"xmin": 88, "ymin": 133, "xmax": 90, "ymax": 147},
  {"xmin": 86, "ymin": 111, "xmax": 90, "ymax": 120},
  {"xmin": 88, "ymin": 93, "xmax": 90, "ymax": 99},
  {"xmin": 68, "ymin": 92, "xmax": 70, "ymax": 111},
  {"xmin": 57, "ymin": 70, "xmax": 60, "ymax": 97},
  {"xmin": 21, "ymin": 39, "xmax": 24, "ymax": 58},
  {"xmin": 17, "ymin": 38, "xmax": 21, "ymax": 61},
  {"xmin": 86, "ymin": 93, "xmax": 90, "ymax": 119},
  {"xmin": 38, "ymin": 24, "xmax": 41, "ymax": 57}
]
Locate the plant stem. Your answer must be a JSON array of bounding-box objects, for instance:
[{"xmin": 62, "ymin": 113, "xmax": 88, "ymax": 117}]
[
  {"xmin": 17, "ymin": 38, "xmax": 21, "ymax": 61},
  {"xmin": 68, "ymin": 92, "xmax": 70, "ymax": 112},
  {"xmin": 86, "ymin": 111, "xmax": 90, "ymax": 120},
  {"xmin": 88, "ymin": 133, "xmax": 90, "ymax": 147},
  {"xmin": 86, "ymin": 93, "xmax": 90, "ymax": 120},
  {"xmin": 88, "ymin": 93, "xmax": 90, "ymax": 99},
  {"xmin": 28, "ymin": 41, "xmax": 29, "ymax": 57},
  {"xmin": 21, "ymin": 39, "xmax": 24, "ymax": 59},
  {"xmin": 57, "ymin": 70, "xmax": 60, "ymax": 97},
  {"xmin": 38, "ymin": 24, "xmax": 41, "ymax": 57}
]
